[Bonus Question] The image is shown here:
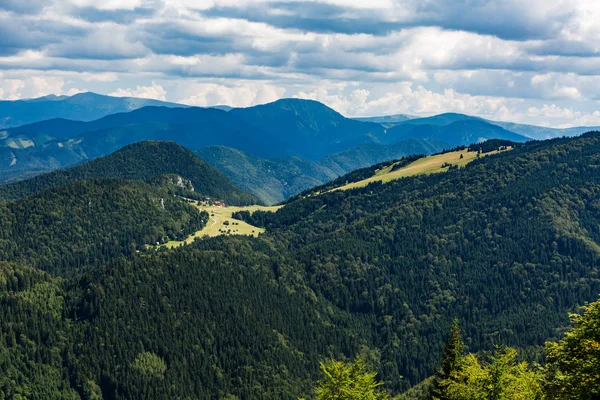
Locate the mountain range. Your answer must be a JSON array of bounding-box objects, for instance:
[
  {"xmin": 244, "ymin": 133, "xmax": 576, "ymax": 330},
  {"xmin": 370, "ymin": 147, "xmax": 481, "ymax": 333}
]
[
  {"xmin": 0, "ymin": 92, "xmax": 187, "ymax": 129},
  {"xmin": 1, "ymin": 92, "xmax": 599, "ymax": 204},
  {"xmin": 359, "ymin": 111, "xmax": 600, "ymax": 140},
  {"xmin": 1, "ymin": 129, "xmax": 599, "ymax": 398},
  {"xmin": 0, "ymin": 93, "xmax": 530, "ymax": 202}
]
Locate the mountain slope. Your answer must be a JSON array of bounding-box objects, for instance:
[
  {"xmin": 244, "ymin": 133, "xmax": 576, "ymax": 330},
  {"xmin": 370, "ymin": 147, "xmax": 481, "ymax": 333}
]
[
  {"xmin": 197, "ymin": 146, "xmax": 338, "ymax": 205},
  {"xmin": 227, "ymin": 98, "xmax": 387, "ymax": 160},
  {"xmin": 0, "ymin": 141, "xmax": 260, "ymax": 206},
  {"xmin": 197, "ymin": 139, "xmax": 448, "ymax": 205},
  {"xmin": 356, "ymin": 111, "xmax": 599, "ymax": 141},
  {"xmin": 318, "ymin": 139, "xmax": 448, "ymax": 176},
  {"xmin": 354, "ymin": 114, "xmax": 417, "ymax": 125},
  {"xmin": 235, "ymin": 131, "xmax": 600, "ymax": 390},
  {"xmin": 0, "ymin": 178, "xmax": 207, "ymax": 275},
  {"xmin": 2, "ymin": 132, "xmax": 600, "ymax": 398},
  {"xmin": 0, "ymin": 92, "xmax": 187, "ymax": 129}
]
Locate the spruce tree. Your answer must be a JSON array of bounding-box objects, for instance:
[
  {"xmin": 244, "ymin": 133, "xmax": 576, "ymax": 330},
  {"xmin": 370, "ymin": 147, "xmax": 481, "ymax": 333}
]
[{"xmin": 432, "ymin": 319, "xmax": 464, "ymax": 400}]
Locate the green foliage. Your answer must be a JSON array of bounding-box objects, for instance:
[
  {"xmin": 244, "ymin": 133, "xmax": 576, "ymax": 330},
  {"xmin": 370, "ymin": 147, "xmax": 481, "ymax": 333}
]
[
  {"xmin": 543, "ymin": 300, "xmax": 600, "ymax": 399},
  {"xmin": 314, "ymin": 358, "xmax": 390, "ymax": 400},
  {"xmin": 432, "ymin": 319, "xmax": 465, "ymax": 400},
  {"xmin": 132, "ymin": 352, "xmax": 167, "ymax": 379},
  {"xmin": 442, "ymin": 347, "xmax": 542, "ymax": 400},
  {"xmin": 0, "ymin": 178, "xmax": 207, "ymax": 275},
  {"xmin": 397, "ymin": 378, "xmax": 435, "ymax": 400},
  {"xmin": 468, "ymin": 139, "xmax": 517, "ymax": 154},
  {"xmin": 0, "ymin": 262, "xmax": 79, "ymax": 400},
  {"xmin": 1, "ymin": 132, "xmax": 600, "ymax": 398},
  {"xmin": 237, "ymin": 132, "xmax": 600, "ymax": 390}
]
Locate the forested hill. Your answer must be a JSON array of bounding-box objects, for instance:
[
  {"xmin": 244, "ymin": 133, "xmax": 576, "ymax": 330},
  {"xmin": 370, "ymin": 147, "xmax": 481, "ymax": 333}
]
[
  {"xmin": 2, "ymin": 132, "xmax": 600, "ymax": 399},
  {"xmin": 0, "ymin": 178, "xmax": 207, "ymax": 275},
  {"xmin": 0, "ymin": 141, "xmax": 260, "ymax": 206},
  {"xmin": 236, "ymin": 131, "xmax": 600, "ymax": 389}
]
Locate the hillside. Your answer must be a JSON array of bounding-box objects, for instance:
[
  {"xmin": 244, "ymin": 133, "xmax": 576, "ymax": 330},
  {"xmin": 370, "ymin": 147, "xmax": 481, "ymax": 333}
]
[
  {"xmin": 1, "ymin": 132, "xmax": 600, "ymax": 398},
  {"xmin": 197, "ymin": 146, "xmax": 338, "ymax": 205},
  {"xmin": 329, "ymin": 145, "xmax": 511, "ymax": 191},
  {"xmin": 318, "ymin": 139, "xmax": 448, "ymax": 175},
  {"xmin": 0, "ymin": 92, "xmax": 186, "ymax": 129},
  {"xmin": 0, "ymin": 178, "xmax": 207, "ymax": 275},
  {"xmin": 292, "ymin": 140, "xmax": 514, "ymax": 198},
  {"xmin": 0, "ymin": 141, "xmax": 260, "ymax": 206},
  {"xmin": 235, "ymin": 131, "xmax": 600, "ymax": 390},
  {"xmin": 198, "ymin": 139, "xmax": 447, "ymax": 205}
]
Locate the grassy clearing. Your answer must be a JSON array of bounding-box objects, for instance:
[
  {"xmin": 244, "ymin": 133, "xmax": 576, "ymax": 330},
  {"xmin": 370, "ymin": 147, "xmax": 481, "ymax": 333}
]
[
  {"xmin": 162, "ymin": 204, "xmax": 281, "ymax": 248},
  {"xmin": 334, "ymin": 148, "xmax": 509, "ymax": 191}
]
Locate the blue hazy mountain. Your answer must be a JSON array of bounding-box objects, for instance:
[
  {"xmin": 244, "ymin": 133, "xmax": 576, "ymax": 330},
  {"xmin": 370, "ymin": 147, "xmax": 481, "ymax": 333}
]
[
  {"xmin": 0, "ymin": 92, "xmax": 187, "ymax": 129},
  {"xmin": 1, "ymin": 98, "xmax": 535, "ymax": 200}
]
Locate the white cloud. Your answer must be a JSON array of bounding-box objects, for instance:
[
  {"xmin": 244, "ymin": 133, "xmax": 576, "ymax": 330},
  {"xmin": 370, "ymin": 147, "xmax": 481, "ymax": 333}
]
[
  {"xmin": 527, "ymin": 104, "xmax": 578, "ymax": 119},
  {"xmin": 2, "ymin": 0, "xmax": 600, "ymax": 127},
  {"xmin": 0, "ymin": 78, "xmax": 25, "ymax": 100},
  {"xmin": 109, "ymin": 82, "xmax": 167, "ymax": 100},
  {"xmin": 295, "ymin": 82, "xmax": 521, "ymax": 122},
  {"xmin": 177, "ymin": 82, "xmax": 285, "ymax": 107},
  {"xmin": 0, "ymin": 75, "xmax": 84, "ymax": 99}
]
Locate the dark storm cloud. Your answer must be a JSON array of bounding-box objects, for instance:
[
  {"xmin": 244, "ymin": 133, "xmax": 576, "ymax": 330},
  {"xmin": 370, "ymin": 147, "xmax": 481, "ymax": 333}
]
[
  {"xmin": 526, "ymin": 40, "xmax": 600, "ymax": 58},
  {"xmin": 417, "ymin": 0, "xmax": 573, "ymax": 41}
]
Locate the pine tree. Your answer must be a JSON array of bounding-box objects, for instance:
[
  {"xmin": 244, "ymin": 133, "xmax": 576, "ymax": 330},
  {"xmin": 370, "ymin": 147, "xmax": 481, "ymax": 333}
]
[{"xmin": 432, "ymin": 319, "xmax": 464, "ymax": 400}]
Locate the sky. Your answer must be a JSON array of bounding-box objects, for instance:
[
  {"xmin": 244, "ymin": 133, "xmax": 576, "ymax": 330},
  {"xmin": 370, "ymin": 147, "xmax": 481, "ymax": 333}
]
[{"xmin": 1, "ymin": 0, "xmax": 600, "ymax": 127}]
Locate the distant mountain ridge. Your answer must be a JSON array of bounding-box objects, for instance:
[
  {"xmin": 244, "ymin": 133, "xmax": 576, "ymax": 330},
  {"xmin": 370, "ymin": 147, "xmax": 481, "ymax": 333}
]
[
  {"xmin": 0, "ymin": 98, "xmax": 530, "ymax": 189},
  {"xmin": 385, "ymin": 118, "xmax": 528, "ymax": 147},
  {"xmin": 354, "ymin": 114, "xmax": 417, "ymax": 125},
  {"xmin": 0, "ymin": 92, "xmax": 188, "ymax": 129},
  {"xmin": 356, "ymin": 111, "xmax": 600, "ymax": 141}
]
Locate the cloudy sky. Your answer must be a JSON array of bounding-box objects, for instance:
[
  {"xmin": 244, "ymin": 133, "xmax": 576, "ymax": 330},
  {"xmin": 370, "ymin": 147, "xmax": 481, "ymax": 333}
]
[{"xmin": 1, "ymin": 0, "xmax": 600, "ymax": 127}]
